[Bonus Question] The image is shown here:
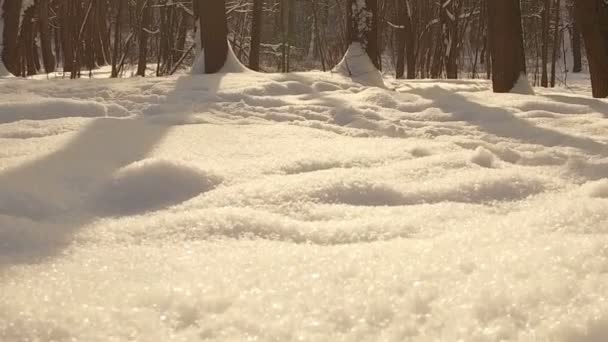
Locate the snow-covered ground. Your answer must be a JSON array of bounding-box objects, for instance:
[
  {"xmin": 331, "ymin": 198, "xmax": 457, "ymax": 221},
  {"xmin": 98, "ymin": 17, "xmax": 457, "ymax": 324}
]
[{"xmin": 0, "ymin": 70, "xmax": 607, "ymax": 341}]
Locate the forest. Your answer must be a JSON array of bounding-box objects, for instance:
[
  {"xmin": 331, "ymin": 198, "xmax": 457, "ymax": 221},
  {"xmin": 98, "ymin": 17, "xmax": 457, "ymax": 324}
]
[{"xmin": 0, "ymin": 0, "xmax": 607, "ymax": 97}]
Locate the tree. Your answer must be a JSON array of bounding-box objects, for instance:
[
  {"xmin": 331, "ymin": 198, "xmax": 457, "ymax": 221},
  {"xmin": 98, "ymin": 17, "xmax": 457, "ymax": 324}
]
[
  {"xmin": 2, "ymin": 0, "xmax": 22, "ymax": 76},
  {"xmin": 540, "ymin": 0, "xmax": 551, "ymax": 87},
  {"xmin": 136, "ymin": 0, "xmax": 151, "ymax": 77},
  {"xmin": 395, "ymin": 0, "xmax": 415, "ymax": 79},
  {"xmin": 37, "ymin": 0, "xmax": 56, "ymax": 73},
  {"xmin": 487, "ymin": 0, "xmax": 528, "ymax": 93},
  {"xmin": 249, "ymin": 0, "xmax": 263, "ymax": 71},
  {"xmin": 197, "ymin": 0, "xmax": 228, "ymax": 74},
  {"xmin": 349, "ymin": 0, "xmax": 380, "ymax": 69},
  {"xmin": 568, "ymin": 0, "xmax": 582, "ymax": 73},
  {"xmin": 574, "ymin": 0, "xmax": 608, "ymax": 98}
]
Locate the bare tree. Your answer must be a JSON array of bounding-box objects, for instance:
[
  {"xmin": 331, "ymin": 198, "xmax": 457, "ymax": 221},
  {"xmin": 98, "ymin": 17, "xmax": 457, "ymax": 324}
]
[{"xmin": 249, "ymin": 0, "xmax": 263, "ymax": 71}]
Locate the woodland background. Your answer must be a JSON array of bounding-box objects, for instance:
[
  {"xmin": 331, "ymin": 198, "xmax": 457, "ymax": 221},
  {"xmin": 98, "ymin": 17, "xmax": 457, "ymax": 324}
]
[{"xmin": 0, "ymin": 0, "xmax": 590, "ymax": 87}]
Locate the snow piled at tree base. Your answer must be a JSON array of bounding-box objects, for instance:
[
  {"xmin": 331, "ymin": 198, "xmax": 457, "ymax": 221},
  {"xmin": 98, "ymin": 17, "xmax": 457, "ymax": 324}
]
[
  {"xmin": 333, "ymin": 42, "xmax": 385, "ymax": 88},
  {"xmin": 0, "ymin": 72, "xmax": 607, "ymax": 342},
  {"xmin": 192, "ymin": 41, "xmax": 250, "ymax": 74}
]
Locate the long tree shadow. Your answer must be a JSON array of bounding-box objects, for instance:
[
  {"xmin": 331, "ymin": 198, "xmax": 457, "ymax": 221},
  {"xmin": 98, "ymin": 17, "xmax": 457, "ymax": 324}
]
[
  {"xmin": 408, "ymin": 87, "xmax": 608, "ymax": 157},
  {"xmin": 543, "ymin": 94, "xmax": 608, "ymax": 118},
  {"xmin": 0, "ymin": 74, "xmax": 224, "ymax": 271}
]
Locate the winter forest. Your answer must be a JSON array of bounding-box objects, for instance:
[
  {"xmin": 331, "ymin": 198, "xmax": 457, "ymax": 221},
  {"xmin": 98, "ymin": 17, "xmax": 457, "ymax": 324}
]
[
  {"xmin": 1, "ymin": 1, "xmax": 608, "ymax": 341},
  {"xmin": 0, "ymin": 0, "xmax": 607, "ymax": 95}
]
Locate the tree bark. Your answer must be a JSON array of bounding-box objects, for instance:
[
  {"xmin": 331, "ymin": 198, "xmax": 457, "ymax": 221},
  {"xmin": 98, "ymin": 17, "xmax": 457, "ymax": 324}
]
[
  {"xmin": 249, "ymin": 0, "xmax": 263, "ymax": 71},
  {"xmin": 2, "ymin": 0, "xmax": 22, "ymax": 75},
  {"xmin": 111, "ymin": 0, "xmax": 123, "ymax": 78},
  {"xmin": 550, "ymin": 0, "xmax": 561, "ymax": 87},
  {"xmin": 60, "ymin": 0, "xmax": 75, "ymax": 73},
  {"xmin": 541, "ymin": 0, "xmax": 551, "ymax": 87},
  {"xmin": 395, "ymin": 0, "xmax": 406, "ymax": 79},
  {"xmin": 569, "ymin": 1, "xmax": 582, "ymax": 73},
  {"xmin": 199, "ymin": 0, "xmax": 228, "ymax": 73},
  {"xmin": 574, "ymin": 0, "xmax": 608, "ymax": 98},
  {"xmin": 136, "ymin": 0, "xmax": 151, "ymax": 77},
  {"xmin": 36, "ymin": 0, "xmax": 55, "ymax": 73},
  {"xmin": 487, "ymin": 0, "xmax": 527, "ymax": 93}
]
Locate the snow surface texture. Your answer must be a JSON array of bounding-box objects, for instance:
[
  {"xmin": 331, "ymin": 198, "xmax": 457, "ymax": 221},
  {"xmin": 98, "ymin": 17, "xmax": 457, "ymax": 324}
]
[{"xmin": 0, "ymin": 71, "xmax": 608, "ymax": 341}]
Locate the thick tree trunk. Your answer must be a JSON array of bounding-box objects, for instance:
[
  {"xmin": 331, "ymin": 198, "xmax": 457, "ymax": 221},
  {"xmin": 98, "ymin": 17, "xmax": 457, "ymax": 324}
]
[
  {"xmin": 487, "ymin": 0, "xmax": 527, "ymax": 93},
  {"xmin": 574, "ymin": 0, "xmax": 608, "ymax": 98},
  {"xmin": 349, "ymin": 0, "xmax": 380, "ymax": 70},
  {"xmin": 199, "ymin": 0, "xmax": 228, "ymax": 73},
  {"xmin": 249, "ymin": 0, "xmax": 263, "ymax": 71},
  {"xmin": 37, "ymin": 0, "xmax": 55, "ymax": 73},
  {"xmin": 2, "ymin": 0, "xmax": 22, "ymax": 75}
]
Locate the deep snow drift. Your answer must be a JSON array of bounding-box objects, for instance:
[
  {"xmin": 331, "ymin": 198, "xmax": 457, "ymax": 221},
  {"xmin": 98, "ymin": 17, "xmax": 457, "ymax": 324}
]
[{"xmin": 0, "ymin": 71, "xmax": 608, "ymax": 342}]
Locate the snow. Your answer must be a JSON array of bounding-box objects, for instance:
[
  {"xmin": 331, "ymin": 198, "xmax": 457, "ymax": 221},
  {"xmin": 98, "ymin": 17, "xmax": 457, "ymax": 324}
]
[
  {"xmin": 1, "ymin": 71, "xmax": 608, "ymax": 341},
  {"xmin": 192, "ymin": 39, "xmax": 249, "ymax": 74},
  {"xmin": 511, "ymin": 73, "xmax": 535, "ymax": 95},
  {"xmin": 333, "ymin": 43, "xmax": 385, "ymax": 88}
]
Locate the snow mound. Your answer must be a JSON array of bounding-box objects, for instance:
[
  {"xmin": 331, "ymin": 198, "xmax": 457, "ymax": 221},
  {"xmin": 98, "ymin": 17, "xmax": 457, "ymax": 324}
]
[
  {"xmin": 333, "ymin": 43, "xmax": 385, "ymax": 88},
  {"xmin": 94, "ymin": 159, "xmax": 223, "ymax": 215},
  {"xmin": 510, "ymin": 74, "xmax": 535, "ymax": 95},
  {"xmin": 192, "ymin": 41, "xmax": 250, "ymax": 74},
  {"xmin": 582, "ymin": 179, "xmax": 608, "ymax": 198},
  {"xmin": 471, "ymin": 147, "xmax": 497, "ymax": 168},
  {"xmin": 0, "ymin": 98, "xmax": 127, "ymax": 124}
]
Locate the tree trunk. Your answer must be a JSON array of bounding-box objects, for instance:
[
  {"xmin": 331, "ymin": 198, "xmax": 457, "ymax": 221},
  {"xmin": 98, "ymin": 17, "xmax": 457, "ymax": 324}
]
[
  {"xmin": 2, "ymin": 0, "xmax": 22, "ymax": 75},
  {"xmin": 550, "ymin": 0, "xmax": 561, "ymax": 87},
  {"xmin": 199, "ymin": 0, "xmax": 228, "ymax": 73},
  {"xmin": 541, "ymin": 0, "xmax": 551, "ymax": 87},
  {"xmin": 36, "ymin": 0, "xmax": 55, "ymax": 73},
  {"xmin": 349, "ymin": 0, "xmax": 380, "ymax": 69},
  {"xmin": 249, "ymin": 0, "xmax": 263, "ymax": 71},
  {"xmin": 19, "ymin": 5, "xmax": 37, "ymax": 76},
  {"xmin": 60, "ymin": 0, "xmax": 75, "ymax": 73},
  {"xmin": 569, "ymin": 1, "xmax": 582, "ymax": 73},
  {"xmin": 404, "ymin": 0, "xmax": 415, "ymax": 79},
  {"xmin": 110, "ymin": 0, "xmax": 123, "ymax": 78},
  {"xmin": 136, "ymin": 0, "xmax": 151, "ymax": 77},
  {"xmin": 487, "ymin": 0, "xmax": 527, "ymax": 93},
  {"xmin": 395, "ymin": 0, "xmax": 406, "ymax": 79},
  {"xmin": 574, "ymin": 0, "xmax": 608, "ymax": 98}
]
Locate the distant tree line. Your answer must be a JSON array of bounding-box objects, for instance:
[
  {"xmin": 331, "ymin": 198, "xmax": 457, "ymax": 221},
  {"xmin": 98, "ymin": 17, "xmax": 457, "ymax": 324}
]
[{"xmin": 1, "ymin": 0, "xmax": 607, "ymax": 97}]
